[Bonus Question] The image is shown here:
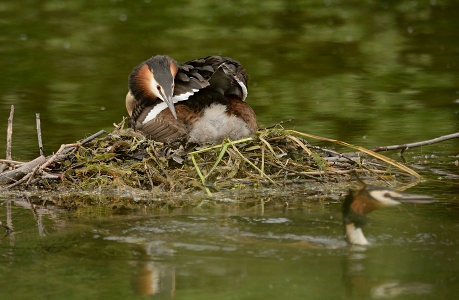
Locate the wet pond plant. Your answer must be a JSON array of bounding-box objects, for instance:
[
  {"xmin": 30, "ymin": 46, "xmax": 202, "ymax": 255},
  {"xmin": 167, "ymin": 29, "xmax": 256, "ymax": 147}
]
[{"xmin": 0, "ymin": 117, "xmax": 430, "ymax": 209}]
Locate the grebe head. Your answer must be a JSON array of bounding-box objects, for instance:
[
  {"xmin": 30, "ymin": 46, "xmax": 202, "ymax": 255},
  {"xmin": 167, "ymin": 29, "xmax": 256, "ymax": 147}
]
[
  {"xmin": 342, "ymin": 182, "xmax": 432, "ymax": 246},
  {"xmin": 129, "ymin": 55, "xmax": 179, "ymax": 118}
]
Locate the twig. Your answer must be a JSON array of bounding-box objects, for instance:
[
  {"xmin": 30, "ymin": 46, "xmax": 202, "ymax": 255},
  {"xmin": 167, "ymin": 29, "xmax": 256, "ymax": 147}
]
[
  {"xmin": 259, "ymin": 136, "xmax": 278, "ymax": 158},
  {"xmin": 261, "ymin": 146, "xmax": 265, "ymax": 175},
  {"xmin": 287, "ymin": 130, "xmax": 421, "ymax": 178},
  {"xmin": 144, "ymin": 163, "xmax": 155, "ymax": 192},
  {"xmin": 147, "ymin": 143, "xmax": 174, "ymax": 189},
  {"xmin": 308, "ymin": 145, "xmax": 360, "ymax": 162},
  {"xmin": 0, "ymin": 155, "xmax": 46, "ymax": 185},
  {"xmin": 190, "ymin": 154, "xmax": 212, "ymax": 196},
  {"xmin": 0, "ymin": 159, "xmax": 24, "ymax": 165},
  {"xmin": 251, "ymin": 158, "xmax": 324, "ymax": 182},
  {"xmin": 80, "ymin": 130, "xmax": 107, "ymax": 145},
  {"xmin": 7, "ymin": 164, "xmax": 41, "ymax": 189},
  {"xmin": 188, "ymin": 138, "xmax": 253, "ymax": 196},
  {"xmin": 204, "ymin": 143, "xmax": 229, "ymax": 180},
  {"xmin": 62, "ymin": 130, "xmax": 106, "ymax": 155},
  {"xmin": 6, "ymin": 105, "xmax": 14, "ymax": 160},
  {"xmin": 294, "ymin": 168, "xmax": 409, "ymax": 176},
  {"xmin": 309, "ymin": 146, "xmax": 387, "ymax": 182},
  {"xmin": 262, "ymin": 119, "xmax": 294, "ymax": 130},
  {"xmin": 113, "ymin": 117, "xmax": 127, "ymax": 130},
  {"xmin": 371, "ymin": 132, "xmax": 459, "ymax": 152},
  {"xmin": 188, "ymin": 137, "xmax": 253, "ymax": 155},
  {"xmin": 230, "ymin": 142, "xmax": 277, "ymax": 184},
  {"xmin": 1, "ymin": 143, "xmax": 80, "ymax": 188},
  {"xmin": 36, "ymin": 113, "xmax": 44, "ymax": 156},
  {"xmin": 286, "ymin": 135, "xmax": 312, "ymax": 156},
  {"xmin": 0, "ymin": 105, "xmax": 14, "ymax": 173},
  {"xmin": 39, "ymin": 143, "xmax": 81, "ymax": 173}
]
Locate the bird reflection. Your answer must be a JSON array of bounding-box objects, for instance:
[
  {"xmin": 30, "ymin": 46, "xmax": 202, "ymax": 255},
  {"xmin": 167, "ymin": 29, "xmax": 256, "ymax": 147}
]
[
  {"xmin": 130, "ymin": 243, "xmax": 175, "ymax": 297},
  {"xmin": 342, "ymin": 247, "xmax": 433, "ymax": 299}
]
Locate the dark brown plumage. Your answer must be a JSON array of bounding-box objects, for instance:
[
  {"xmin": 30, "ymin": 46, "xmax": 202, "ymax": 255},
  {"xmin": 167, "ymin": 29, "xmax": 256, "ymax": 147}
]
[{"xmin": 126, "ymin": 55, "xmax": 257, "ymax": 144}]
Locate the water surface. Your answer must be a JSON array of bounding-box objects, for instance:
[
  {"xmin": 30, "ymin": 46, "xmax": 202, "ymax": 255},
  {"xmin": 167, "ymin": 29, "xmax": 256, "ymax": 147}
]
[
  {"xmin": 0, "ymin": 0, "xmax": 457, "ymax": 158},
  {"xmin": 1, "ymin": 181, "xmax": 457, "ymax": 299},
  {"xmin": 0, "ymin": 0, "xmax": 458, "ymax": 299}
]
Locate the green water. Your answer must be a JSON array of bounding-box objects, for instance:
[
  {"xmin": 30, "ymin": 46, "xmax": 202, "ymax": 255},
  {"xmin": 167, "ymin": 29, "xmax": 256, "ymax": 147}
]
[
  {"xmin": 1, "ymin": 186, "xmax": 458, "ymax": 299},
  {"xmin": 0, "ymin": 0, "xmax": 457, "ymax": 158},
  {"xmin": 0, "ymin": 0, "xmax": 458, "ymax": 299}
]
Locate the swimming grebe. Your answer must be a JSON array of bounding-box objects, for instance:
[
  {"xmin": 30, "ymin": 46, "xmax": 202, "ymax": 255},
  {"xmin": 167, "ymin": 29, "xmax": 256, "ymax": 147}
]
[{"xmin": 342, "ymin": 182, "xmax": 432, "ymax": 245}]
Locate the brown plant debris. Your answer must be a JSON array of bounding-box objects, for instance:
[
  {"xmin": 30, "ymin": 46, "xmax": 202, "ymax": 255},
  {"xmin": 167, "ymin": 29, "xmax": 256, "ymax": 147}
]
[{"xmin": 0, "ymin": 118, "xmax": 424, "ymax": 208}]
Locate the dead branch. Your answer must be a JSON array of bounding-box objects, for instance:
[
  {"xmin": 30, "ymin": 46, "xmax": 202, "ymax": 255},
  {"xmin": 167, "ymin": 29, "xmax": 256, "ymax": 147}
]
[
  {"xmin": 61, "ymin": 129, "xmax": 106, "ymax": 155},
  {"xmin": 0, "ymin": 159, "xmax": 24, "ymax": 165},
  {"xmin": 36, "ymin": 113, "xmax": 44, "ymax": 156},
  {"xmin": 39, "ymin": 143, "xmax": 80, "ymax": 173},
  {"xmin": 0, "ymin": 155, "xmax": 46, "ymax": 185},
  {"xmin": 371, "ymin": 132, "xmax": 459, "ymax": 153},
  {"xmin": 294, "ymin": 168, "xmax": 410, "ymax": 176},
  {"xmin": 263, "ymin": 119, "xmax": 294, "ymax": 130},
  {"xmin": 6, "ymin": 105, "xmax": 14, "ymax": 160},
  {"xmin": 80, "ymin": 129, "xmax": 106, "ymax": 144},
  {"xmin": 0, "ymin": 143, "xmax": 80, "ymax": 187},
  {"xmin": 7, "ymin": 164, "xmax": 41, "ymax": 189},
  {"xmin": 0, "ymin": 105, "xmax": 14, "ymax": 173}
]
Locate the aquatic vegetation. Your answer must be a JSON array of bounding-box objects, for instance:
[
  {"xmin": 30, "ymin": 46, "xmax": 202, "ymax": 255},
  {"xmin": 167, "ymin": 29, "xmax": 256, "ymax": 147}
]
[{"xmin": 0, "ymin": 118, "xmax": 423, "ymax": 209}]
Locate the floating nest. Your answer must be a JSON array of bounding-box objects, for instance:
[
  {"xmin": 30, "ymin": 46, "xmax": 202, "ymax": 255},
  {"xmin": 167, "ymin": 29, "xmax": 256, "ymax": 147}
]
[{"xmin": 0, "ymin": 119, "xmax": 421, "ymax": 209}]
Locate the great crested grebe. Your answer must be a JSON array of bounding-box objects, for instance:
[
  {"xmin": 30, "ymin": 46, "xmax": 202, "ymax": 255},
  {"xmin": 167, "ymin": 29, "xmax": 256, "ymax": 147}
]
[
  {"xmin": 125, "ymin": 55, "xmax": 257, "ymax": 144},
  {"xmin": 342, "ymin": 182, "xmax": 432, "ymax": 245}
]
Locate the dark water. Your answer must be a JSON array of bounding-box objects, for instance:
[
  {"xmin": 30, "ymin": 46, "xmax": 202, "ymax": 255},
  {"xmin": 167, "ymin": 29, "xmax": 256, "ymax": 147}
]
[
  {"xmin": 0, "ymin": 0, "xmax": 457, "ymax": 158},
  {"xmin": 0, "ymin": 0, "xmax": 458, "ymax": 299},
  {"xmin": 1, "ymin": 186, "xmax": 458, "ymax": 300}
]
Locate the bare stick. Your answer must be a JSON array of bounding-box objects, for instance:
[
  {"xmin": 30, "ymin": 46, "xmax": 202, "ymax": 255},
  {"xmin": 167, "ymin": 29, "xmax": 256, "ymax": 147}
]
[
  {"xmin": 297, "ymin": 168, "xmax": 409, "ymax": 176},
  {"xmin": 1, "ymin": 143, "xmax": 79, "ymax": 188},
  {"xmin": 3, "ymin": 143, "xmax": 80, "ymax": 189},
  {"xmin": 263, "ymin": 119, "xmax": 294, "ymax": 130},
  {"xmin": 6, "ymin": 105, "xmax": 14, "ymax": 160},
  {"xmin": 7, "ymin": 164, "xmax": 40, "ymax": 189},
  {"xmin": 39, "ymin": 143, "xmax": 80, "ymax": 173},
  {"xmin": 36, "ymin": 113, "xmax": 44, "ymax": 156},
  {"xmin": 372, "ymin": 132, "xmax": 459, "ymax": 152},
  {"xmin": 0, "ymin": 155, "xmax": 46, "ymax": 185},
  {"xmin": 0, "ymin": 105, "xmax": 14, "ymax": 173},
  {"xmin": 81, "ymin": 129, "xmax": 106, "ymax": 145},
  {"xmin": 0, "ymin": 159, "xmax": 24, "ymax": 165},
  {"xmin": 61, "ymin": 129, "xmax": 106, "ymax": 155},
  {"xmin": 257, "ymin": 158, "xmax": 324, "ymax": 182}
]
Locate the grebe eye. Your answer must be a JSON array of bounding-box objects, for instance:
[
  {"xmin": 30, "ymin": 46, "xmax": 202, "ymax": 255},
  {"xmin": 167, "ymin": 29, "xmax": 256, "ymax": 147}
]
[
  {"xmin": 383, "ymin": 193, "xmax": 390, "ymax": 198},
  {"xmin": 157, "ymin": 85, "xmax": 161, "ymax": 91}
]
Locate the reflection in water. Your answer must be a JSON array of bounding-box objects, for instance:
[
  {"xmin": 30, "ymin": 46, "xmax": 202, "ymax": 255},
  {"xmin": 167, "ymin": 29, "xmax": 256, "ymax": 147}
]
[
  {"xmin": 31, "ymin": 203, "xmax": 47, "ymax": 237},
  {"xmin": 342, "ymin": 247, "xmax": 433, "ymax": 299},
  {"xmin": 5, "ymin": 200, "xmax": 14, "ymax": 244},
  {"xmin": 130, "ymin": 243, "xmax": 176, "ymax": 297},
  {"xmin": 0, "ymin": 197, "xmax": 456, "ymax": 299},
  {"xmin": 371, "ymin": 281, "xmax": 433, "ymax": 299},
  {"xmin": 2, "ymin": 200, "xmax": 15, "ymax": 264}
]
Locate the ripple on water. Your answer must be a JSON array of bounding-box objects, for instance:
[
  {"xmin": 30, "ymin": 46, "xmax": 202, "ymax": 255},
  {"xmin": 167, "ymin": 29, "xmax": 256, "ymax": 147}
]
[
  {"xmin": 171, "ymin": 242, "xmax": 236, "ymax": 252},
  {"xmin": 235, "ymin": 216, "xmax": 291, "ymax": 224}
]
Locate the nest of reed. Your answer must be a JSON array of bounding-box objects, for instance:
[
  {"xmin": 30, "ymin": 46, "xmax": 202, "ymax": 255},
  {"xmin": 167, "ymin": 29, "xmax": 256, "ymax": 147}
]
[{"xmin": 0, "ymin": 119, "xmax": 421, "ymax": 209}]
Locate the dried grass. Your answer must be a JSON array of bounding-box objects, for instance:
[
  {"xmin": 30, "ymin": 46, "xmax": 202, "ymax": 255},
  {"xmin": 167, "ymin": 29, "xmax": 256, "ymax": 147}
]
[{"xmin": 0, "ymin": 120, "xmax": 421, "ymax": 208}]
